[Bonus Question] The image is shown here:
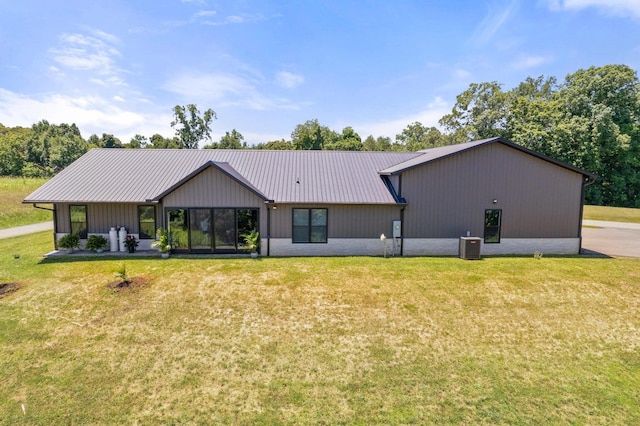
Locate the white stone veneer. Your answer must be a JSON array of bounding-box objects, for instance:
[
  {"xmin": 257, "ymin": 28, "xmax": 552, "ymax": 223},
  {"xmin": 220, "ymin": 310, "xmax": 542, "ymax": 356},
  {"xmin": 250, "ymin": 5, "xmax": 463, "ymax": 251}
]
[{"xmin": 268, "ymin": 238, "xmax": 580, "ymax": 256}]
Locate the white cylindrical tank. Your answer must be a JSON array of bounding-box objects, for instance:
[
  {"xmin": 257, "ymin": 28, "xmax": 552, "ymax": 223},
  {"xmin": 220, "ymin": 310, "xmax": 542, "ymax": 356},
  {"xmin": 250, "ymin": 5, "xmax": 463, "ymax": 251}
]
[
  {"xmin": 118, "ymin": 227, "xmax": 127, "ymax": 252},
  {"xmin": 109, "ymin": 227, "xmax": 118, "ymax": 252}
]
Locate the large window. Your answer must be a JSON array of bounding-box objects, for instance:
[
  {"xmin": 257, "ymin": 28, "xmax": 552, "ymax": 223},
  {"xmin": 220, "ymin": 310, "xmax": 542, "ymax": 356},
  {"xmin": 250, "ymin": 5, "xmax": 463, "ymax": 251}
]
[
  {"xmin": 70, "ymin": 205, "xmax": 87, "ymax": 238},
  {"xmin": 292, "ymin": 208, "xmax": 327, "ymax": 243},
  {"xmin": 166, "ymin": 207, "xmax": 259, "ymax": 253},
  {"xmin": 138, "ymin": 205, "xmax": 156, "ymax": 239},
  {"xmin": 484, "ymin": 209, "xmax": 502, "ymax": 243}
]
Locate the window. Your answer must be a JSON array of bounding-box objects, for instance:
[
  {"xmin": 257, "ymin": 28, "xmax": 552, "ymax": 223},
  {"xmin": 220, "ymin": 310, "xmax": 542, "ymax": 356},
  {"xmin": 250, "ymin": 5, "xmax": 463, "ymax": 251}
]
[
  {"xmin": 70, "ymin": 205, "xmax": 87, "ymax": 238},
  {"xmin": 293, "ymin": 208, "xmax": 327, "ymax": 243},
  {"xmin": 484, "ymin": 209, "xmax": 502, "ymax": 243},
  {"xmin": 138, "ymin": 205, "xmax": 156, "ymax": 239}
]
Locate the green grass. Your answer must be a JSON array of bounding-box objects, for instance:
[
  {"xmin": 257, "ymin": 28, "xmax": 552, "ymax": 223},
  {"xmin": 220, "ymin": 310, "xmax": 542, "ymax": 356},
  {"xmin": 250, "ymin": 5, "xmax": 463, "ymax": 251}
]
[
  {"xmin": 584, "ymin": 205, "xmax": 640, "ymax": 223},
  {"xmin": 1, "ymin": 232, "xmax": 639, "ymax": 424},
  {"xmin": 0, "ymin": 177, "xmax": 51, "ymax": 229}
]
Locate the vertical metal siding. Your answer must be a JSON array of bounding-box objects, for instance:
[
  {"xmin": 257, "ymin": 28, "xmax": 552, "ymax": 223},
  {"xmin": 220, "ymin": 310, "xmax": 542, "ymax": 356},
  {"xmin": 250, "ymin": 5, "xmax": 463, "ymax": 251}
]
[
  {"xmin": 56, "ymin": 203, "xmax": 70, "ymax": 233},
  {"xmin": 163, "ymin": 167, "xmax": 265, "ymax": 208},
  {"xmin": 401, "ymin": 143, "xmax": 583, "ymax": 238},
  {"xmin": 269, "ymin": 204, "xmax": 401, "ymax": 238}
]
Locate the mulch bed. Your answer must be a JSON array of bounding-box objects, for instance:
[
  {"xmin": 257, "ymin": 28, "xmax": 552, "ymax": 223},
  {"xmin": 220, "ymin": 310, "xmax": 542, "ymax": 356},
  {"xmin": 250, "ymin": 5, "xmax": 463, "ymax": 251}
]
[
  {"xmin": 0, "ymin": 282, "xmax": 21, "ymax": 298},
  {"xmin": 106, "ymin": 276, "xmax": 152, "ymax": 293}
]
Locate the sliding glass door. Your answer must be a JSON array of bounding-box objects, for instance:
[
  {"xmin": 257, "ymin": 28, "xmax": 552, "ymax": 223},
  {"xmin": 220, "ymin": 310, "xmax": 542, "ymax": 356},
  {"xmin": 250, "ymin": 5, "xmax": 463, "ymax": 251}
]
[{"xmin": 166, "ymin": 207, "xmax": 258, "ymax": 253}]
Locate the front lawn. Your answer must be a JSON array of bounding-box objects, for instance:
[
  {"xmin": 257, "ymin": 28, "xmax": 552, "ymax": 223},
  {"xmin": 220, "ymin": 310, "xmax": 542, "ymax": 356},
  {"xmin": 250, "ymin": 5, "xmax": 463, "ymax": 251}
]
[{"xmin": 1, "ymin": 232, "xmax": 639, "ymax": 424}]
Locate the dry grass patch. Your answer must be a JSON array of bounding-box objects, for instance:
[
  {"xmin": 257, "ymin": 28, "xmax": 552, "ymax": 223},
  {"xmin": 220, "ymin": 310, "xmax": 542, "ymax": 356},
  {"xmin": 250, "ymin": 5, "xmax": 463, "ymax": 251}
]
[
  {"xmin": 0, "ymin": 177, "xmax": 51, "ymax": 229},
  {"xmin": 0, "ymin": 236, "xmax": 639, "ymax": 424},
  {"xmin": 583, "ymin": 204, "xmax": 640, "ymax": 223}
]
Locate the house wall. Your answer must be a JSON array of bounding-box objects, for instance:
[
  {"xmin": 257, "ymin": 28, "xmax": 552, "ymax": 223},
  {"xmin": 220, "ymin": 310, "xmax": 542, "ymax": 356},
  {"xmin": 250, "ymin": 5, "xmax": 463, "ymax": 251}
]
[
  {"xmin": 268, "ymin": 204, "xmax": 401, "ymax": 238},
  {"xmin": 399, "ymin": 143, "xmax": 584, "ymax": 239},
  {"xmin": 162, "ymin": 167, "xmax": 268, "ymax": 233},
  {"xmin": 162, "ymin": 167, "xmax": 265, "ymax": 208},
  {"xmin": 55, "ymin": 202, "xmax": 159, "ymax": 235}
]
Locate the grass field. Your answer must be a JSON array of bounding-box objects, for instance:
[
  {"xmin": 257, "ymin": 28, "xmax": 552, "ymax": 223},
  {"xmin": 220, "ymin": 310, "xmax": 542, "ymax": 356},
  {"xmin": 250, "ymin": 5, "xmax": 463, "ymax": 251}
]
[
  {"xmin": 1, "ymin": 232, "xmax": 639, "ymax": 424},
  {"xmin": 583, "ymin": 205, "xmax": 640, "ymax": 223},
  {"xmin": 0, "ymin": 177, "xmax": 51, "ymax": 229}
]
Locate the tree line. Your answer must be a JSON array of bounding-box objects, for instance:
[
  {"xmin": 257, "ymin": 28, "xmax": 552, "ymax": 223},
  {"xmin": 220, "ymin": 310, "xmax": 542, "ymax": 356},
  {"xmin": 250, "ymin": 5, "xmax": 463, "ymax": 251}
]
[{"xmin": 1, "ymin": 64, "xmax": 639, "ymax": 207}]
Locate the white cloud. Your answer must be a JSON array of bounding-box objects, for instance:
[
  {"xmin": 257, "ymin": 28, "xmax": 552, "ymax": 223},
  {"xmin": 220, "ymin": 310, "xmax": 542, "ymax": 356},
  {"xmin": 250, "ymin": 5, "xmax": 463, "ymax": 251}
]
[
  {"xmin": 351, "ymin": 97, "xmax": 451, "ymax": 139},
  {"xmin": 0, "ymin": 88, "xmax": 172, "ymax": 142},
  {"xmin": 470, "ymin": 0, "xmax": 520, "ymax": 46},
  {"xmin": 275, "ymin": 71, "xmax": 304, "ymax": 89},
  {"xmin": 546, "ymin": 0, "xmax": 640, "ymax": 18},
  {"xmin": 511, "ymin": 54, "xmax": 552, "ymax": 70},
  {"xmin": 50, "ymin": 31, "xmax": 121, "ymax": 71},
  {"xmin": 163, "ymin": 71, "xmax": 302, "ymax": 110}
]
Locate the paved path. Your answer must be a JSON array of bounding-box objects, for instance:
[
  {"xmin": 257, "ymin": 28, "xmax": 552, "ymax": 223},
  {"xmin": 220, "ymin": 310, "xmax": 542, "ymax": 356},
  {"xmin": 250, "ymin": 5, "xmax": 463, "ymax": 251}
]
[
  {"xmin": 0, "ymin": 221, "xmax": 53, "ymax": 240},
  {"xmin": 582, "ymin": 220, "xmax": 640, "ymax": 258}
]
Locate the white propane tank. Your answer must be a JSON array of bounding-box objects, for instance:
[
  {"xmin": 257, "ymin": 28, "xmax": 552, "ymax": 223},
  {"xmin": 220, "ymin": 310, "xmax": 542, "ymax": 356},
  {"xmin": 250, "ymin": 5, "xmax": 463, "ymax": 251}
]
[
  {"xmin": 109, "ymin": 227, "xmax": 118, "ymax": 252},
  {"xmin": 118, "ymin": 227, "xmax": 127, "ymax": 252}
]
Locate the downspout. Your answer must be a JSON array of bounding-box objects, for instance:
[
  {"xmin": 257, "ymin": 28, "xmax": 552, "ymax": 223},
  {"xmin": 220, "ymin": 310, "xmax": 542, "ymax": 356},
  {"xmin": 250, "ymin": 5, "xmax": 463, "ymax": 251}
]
[
  {"xmin": 400, "ymin": 206, "xmax": 405, "ymax": 256},
  {"xmin": 32, "ymin": 203, "xmax": 57, "ymax": 249},
  {"xmin": 265, "ymin": 200, "xmax": 274, "ymax": 256}
]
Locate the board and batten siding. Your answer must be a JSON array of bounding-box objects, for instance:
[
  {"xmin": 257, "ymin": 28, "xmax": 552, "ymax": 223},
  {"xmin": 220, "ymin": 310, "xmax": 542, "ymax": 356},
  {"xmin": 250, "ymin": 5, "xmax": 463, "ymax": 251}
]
[
  {"xmin": 400, "ymin": 143, "xmax": 584, "ymax": 239},
  {"xmin": 269, "ymin": 204, "xmax": 401, "ymax": 238},
  {"xmin": 55, "ymin": 202, "xmax": 159, "ymax": 235},
  {"xmin": 161, "ymin": 166, "xmax": 269, "ymax": 234},
  {"xmin": 162, "ymin": 167, "xmax": 265, "ymax": 208}
]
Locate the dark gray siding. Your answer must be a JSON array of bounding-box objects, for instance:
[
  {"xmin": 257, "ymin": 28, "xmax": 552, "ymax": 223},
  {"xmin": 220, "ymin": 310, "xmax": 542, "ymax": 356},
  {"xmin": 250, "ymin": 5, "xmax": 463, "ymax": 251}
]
[
  {"xmin": 269, "ymin": 204, "xmax": 401, "ymax": 238},
  {"xmin": 55, "ymin": 202, "xmax": 159, "ymax": 235},
  {"xmin": 163, "ymin": 167, "xmax": 267, "ymax": 208},
  {"xmin": 400, "ymin": 143, "xmax": 584, "ymax": 238}
]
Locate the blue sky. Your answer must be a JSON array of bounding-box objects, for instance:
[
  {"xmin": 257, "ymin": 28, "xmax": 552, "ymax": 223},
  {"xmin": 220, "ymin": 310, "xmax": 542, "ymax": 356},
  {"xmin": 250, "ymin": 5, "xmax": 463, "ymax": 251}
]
[{"xmin": 0, "ymin": 0, "xmax": 639, "ymax": 146}]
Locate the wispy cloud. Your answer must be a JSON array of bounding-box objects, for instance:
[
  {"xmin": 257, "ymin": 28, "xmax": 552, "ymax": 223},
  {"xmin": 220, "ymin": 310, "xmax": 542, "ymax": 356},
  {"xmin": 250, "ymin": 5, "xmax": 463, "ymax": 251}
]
[
  {"xmin": 470, "ymin": 0, "xmax": 520, "ymax": 46},
  {"xmin": 49, "ymin": 31, "xmax": 121, "ymax": 72},
  {"xmin": 351, "ymin": 97, "xmax": 451, "ymax": 139},
  {"xmin": 546, "ymin": 0, "xmax": 640, "ymax": 19},
  {"xmin": 511, "ymin": 54, "xmax": 552, "ymax": 70},
  {"xmin": 275, "ymin": 71, "xmax": 304, "ymax": 89},
  {"xmin": 162, "ymin": 71, "xmax": 302, "ymax": 110}
]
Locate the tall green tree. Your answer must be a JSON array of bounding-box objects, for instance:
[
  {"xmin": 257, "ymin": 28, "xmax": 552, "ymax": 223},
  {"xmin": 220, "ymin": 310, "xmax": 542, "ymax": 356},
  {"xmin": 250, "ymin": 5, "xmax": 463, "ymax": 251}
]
[
  {"xmin": 24, "ymin": 120, "xmax": 88, "ymax": 176},
  {"xmin": 439, "ymin": 82, "xmax": 509, "ymax": 143},
  {"xmin": 395, "ymin": 122, "xmax": 448, "ymax": 151},
  {"xmin": 325, "ymin": 126, "xmax": 362, "ymax": 151},
  {"xmin": 148, "ymin": 133, "xmax": 180, "ymax": 149},
  {"xmin": 291, "ymin": 119, "xmax": 337, "ymax": 150},
  {"xmin": 552, "ymin": 65, "xmax": 640, "ymax": 206},
  {"xmin": 0, "ymin": 124, "xmax": 30, "ymax": 176},
  {"xmin": 204, "ymin": 129, "xmax": 246, "ymax": 149},
  {"xmin": 363, "ymin": 135, "xmax": 392, "ymax": 151},
  {"xmin": 254, "ymin": 139, "xmax": 293, "ymax": 150},
  {"xmin": 171, "ymin": 104, "xmax": 216, "ymax": 149},
  {"xmin": 88, "ymin": 133, "xmax": 123, "ymax": 148}
]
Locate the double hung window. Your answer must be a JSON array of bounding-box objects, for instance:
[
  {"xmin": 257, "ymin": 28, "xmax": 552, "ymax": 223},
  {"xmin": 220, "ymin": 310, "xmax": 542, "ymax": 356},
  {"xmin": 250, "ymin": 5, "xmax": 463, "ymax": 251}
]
[
  {"xmin": 138, "ymin": 205, "xmax": 156, "ymax": 239},
  {"xmin": 292, "ymin": 208, "xmax": 327, "ymax": 243},
  {"xmin": 70, "ymin": 205, "xmax": 87, "ymax": 238}
]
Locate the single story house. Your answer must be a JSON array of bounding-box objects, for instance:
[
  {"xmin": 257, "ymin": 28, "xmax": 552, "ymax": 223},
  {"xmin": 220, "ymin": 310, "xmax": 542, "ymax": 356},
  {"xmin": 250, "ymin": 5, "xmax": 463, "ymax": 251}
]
[{"xmin": 24, "ymin": 137, "xmax": 595, "ymax": 256}]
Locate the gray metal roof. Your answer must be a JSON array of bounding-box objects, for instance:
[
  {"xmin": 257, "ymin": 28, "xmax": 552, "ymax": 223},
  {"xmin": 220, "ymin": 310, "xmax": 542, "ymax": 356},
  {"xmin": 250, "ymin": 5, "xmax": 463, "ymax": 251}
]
[
  {"xmin": 24, "ymin": 149, "xmax": 419, "ymax": 204},
  {"xmin": 379, "ymin": 137, "xmax": 596, "ymax": 179}
]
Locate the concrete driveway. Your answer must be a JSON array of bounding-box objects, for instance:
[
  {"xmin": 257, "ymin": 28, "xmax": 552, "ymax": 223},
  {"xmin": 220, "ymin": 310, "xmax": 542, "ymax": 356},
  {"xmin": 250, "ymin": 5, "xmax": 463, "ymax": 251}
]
[{"xmin": 582, "ymin": 220, "xmax": 640, "ymax": 258}]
